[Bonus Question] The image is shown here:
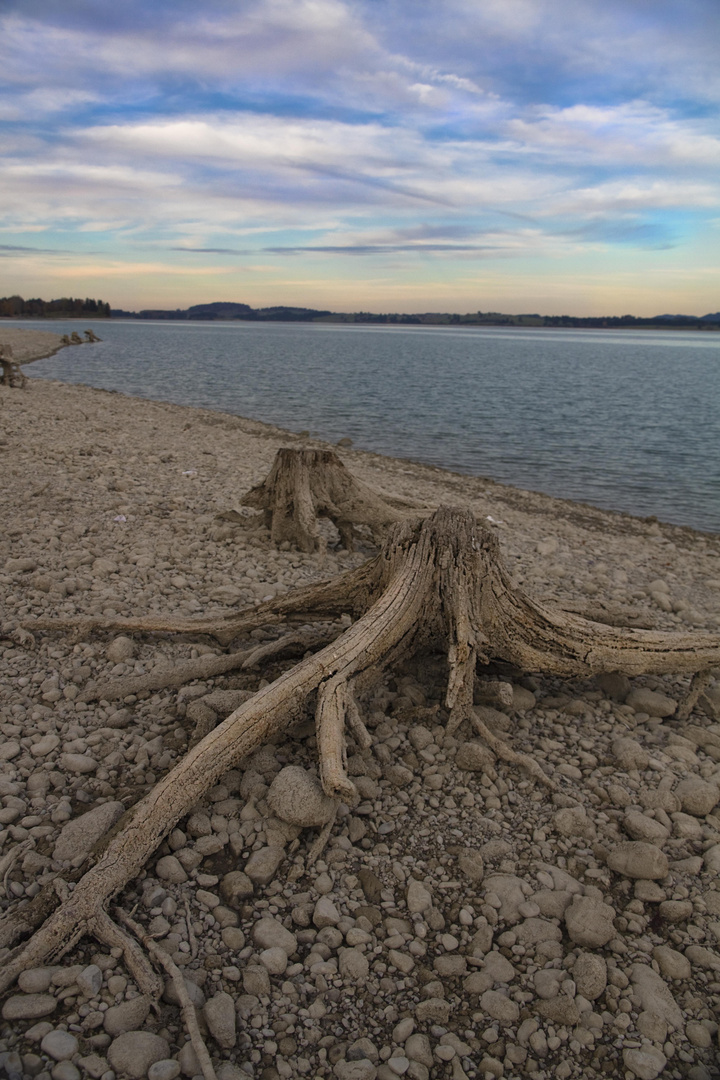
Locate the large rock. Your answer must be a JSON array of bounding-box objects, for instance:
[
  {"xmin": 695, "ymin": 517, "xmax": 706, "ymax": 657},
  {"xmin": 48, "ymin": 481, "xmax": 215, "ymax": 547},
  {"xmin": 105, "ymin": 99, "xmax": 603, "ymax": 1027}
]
[
  {"xmin": 483, "ymin": 874, "xmax": 527, "ymax": 925},
  {"xmin": 107, "ymin": 1032, "xmax": 170, "ymax": 1079},
  {"xmin": 203, "ymin": 992, "xmax": 236, "ymax": 1049},
  {"xmin": 622, "ymin": 1047, "xmax": 667, "ymax": 1080},
  {"xmin": 252, "ymin": 917, "xmax": 297, "ymax": 955},
  {"xmin": 572, "ymin": 953, "xmax": 607, "ymax": 1000},
  {"xmin": 626, "ymin": 687, "xmax": 676, "ymax": 718},
  {"xmin": 1, "ymin": 994, "xmax": 56, "ymax": 1021},
  {"xmin": 53, "ymin": 801, "xmax": 125, "ymax": 863},
  {"xmin": 104, "ymin": 996, "xmax": 151, "ymax": 1036},
  {"xmin": 612, "ymin": 737, "xmax": 649, "ymax": 771},
  {"xmin": 674, "ymin": 777, "xmax": 719, "ymax": 817},
  {"xmin": 630, "ymin": 964, "xmax": 683, "ymax": 1030},
  {"xmin": 607, "ymin": 842, "xmax": 668, "ymax": 880},
  {"xmin": 244, "ymin": 846, "xmax": 284, "ymax": 886},
  {"xmin": 267, "ymin": 766, "xmax": 335, "ymax": 827},
  {"xmin": 564, "ymin": 894, "xmax": 616, "ymax": 948},
  {"xmin": 623, "ymin": 811, "xmax": 669, "ymax": 844},
  {"xmin": 406, "ymin": 879, "xmax": 432, "ymax": 914}
]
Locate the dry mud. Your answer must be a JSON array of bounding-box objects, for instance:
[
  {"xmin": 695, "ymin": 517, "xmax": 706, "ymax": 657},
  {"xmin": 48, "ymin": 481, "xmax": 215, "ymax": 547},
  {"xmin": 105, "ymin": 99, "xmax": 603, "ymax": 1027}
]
[{"xmin": 0, "ymin": 329, "xmax": 719, "ymax": 1080}]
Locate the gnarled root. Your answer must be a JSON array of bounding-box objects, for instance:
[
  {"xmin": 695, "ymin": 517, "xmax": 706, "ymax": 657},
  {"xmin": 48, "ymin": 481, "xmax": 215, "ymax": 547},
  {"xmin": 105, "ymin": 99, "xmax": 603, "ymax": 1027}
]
[{"xmin": 2, "ymin": 507, "xmax": 719, "ymax": 993}]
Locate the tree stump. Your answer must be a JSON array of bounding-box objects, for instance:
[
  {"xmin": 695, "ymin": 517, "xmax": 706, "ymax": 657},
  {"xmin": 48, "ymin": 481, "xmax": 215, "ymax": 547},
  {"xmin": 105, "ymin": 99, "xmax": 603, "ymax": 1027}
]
[
  {"xmin": 240, "ymin": 447, "xmax": 418, "ymax": 551},
  {"xmin": 3, "ymin": 505, "xmax": 719, "ymax": 996},
  {"xmin": 0, "ymin": 345, "xmax": 27, "ymax": 388}
]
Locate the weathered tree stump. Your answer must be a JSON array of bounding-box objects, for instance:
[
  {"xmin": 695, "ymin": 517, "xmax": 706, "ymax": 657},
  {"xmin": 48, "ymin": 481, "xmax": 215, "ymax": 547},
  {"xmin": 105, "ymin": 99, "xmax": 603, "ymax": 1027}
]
[
  {"xmin": 3, "ymin": 505, "xmax": 719, "ymax": 996},
  {"xmin": 0, "ymin": 345, "xmax": 27, "ymax": 388},
  {"xmin": 240, "ymin": 447, "xmax": 420, "ymax": 551}
]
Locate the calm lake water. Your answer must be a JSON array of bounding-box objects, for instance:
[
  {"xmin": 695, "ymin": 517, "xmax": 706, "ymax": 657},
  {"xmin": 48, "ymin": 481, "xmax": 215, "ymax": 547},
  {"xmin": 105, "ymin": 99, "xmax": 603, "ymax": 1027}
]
[{"xmin": 11, "ymin": 318, "xmax": 720, "ymax": 533}]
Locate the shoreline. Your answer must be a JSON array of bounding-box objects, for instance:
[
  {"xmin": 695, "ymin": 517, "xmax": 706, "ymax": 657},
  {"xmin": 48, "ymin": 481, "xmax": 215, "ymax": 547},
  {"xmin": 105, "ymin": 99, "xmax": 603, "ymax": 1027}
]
[{"xmin": 2, "ymin": 323, "xmax": 719, "ymax": 542}]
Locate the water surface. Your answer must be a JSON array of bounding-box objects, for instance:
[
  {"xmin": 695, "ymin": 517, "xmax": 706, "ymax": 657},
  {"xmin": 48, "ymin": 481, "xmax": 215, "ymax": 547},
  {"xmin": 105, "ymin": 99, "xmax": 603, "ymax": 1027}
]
[{"xmin": 13, "ymin": 318, "xmax": 720, "ymax": 532}]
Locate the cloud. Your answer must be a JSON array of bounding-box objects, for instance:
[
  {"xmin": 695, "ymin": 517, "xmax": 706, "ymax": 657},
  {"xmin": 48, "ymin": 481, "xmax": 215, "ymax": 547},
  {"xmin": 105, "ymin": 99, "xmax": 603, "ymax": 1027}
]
[{"xmin": 1, "ymin": 0, "xmax": 719, "ymax": 311}]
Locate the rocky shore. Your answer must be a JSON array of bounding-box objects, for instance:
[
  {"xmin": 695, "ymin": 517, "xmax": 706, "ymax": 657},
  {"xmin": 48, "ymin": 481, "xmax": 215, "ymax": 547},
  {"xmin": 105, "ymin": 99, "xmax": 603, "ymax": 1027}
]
[{"xmin": 1, "ymin": 330, "xmax": 719, "ymax": 1080}]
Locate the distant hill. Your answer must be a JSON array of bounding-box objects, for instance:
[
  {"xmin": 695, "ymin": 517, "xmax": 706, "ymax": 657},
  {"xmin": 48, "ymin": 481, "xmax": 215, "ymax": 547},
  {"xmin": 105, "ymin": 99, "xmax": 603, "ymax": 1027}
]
[
  {"xmin": 106, "ymin": 302, "xmax": 720, "ymax": 329},
  {"xmin": 111, "ymin": 303, "xmax": 331, "ymax": 321}
]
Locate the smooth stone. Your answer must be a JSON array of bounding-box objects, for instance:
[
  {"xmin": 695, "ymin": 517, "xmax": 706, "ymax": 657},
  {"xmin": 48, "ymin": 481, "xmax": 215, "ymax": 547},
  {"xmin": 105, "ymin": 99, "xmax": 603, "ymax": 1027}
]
[
  {"xmin": 1, "ymin": 994, "xmax": 57, "ymax": 1021},
  {"xmin": 76, "ymin": 964, "xmax": 103, "ymax": 998},
  {"xmin": 148, "ymin": 1061, "xmax": 182, "ymax": 1080},
  {"xmin": 155, "ymin": 855, "xmax": 188, "ymax": 884},
  {"xmin": 107, "ymin": 1032, "xmax": 170, "ymax": 1080},
  {"xmin": 252, "ymin": 917, "xmax": 297, "ymax": 955},
  {"xmin": 244, "ymin": 845, "xmax": 284, "ymax": 886},
  {"xmin": 334, "ymin": 1063, "xmax": 377, "ymax": 1080},
  {"xmin": 313, "ymin": 896, "xmax": 341, "ymax": 928},
  {"xmin": 52, "ymin": 1062, "xmax": 80, "ymax": 1080},
  {"xmin": 259, "ymin": 947, "xmax": 288, "ymax": 975},
  {"xmin": 607, "ymin": 842, "xmax": 668, "ymax": 879},
  {"xmin": 104, "ymin": 996, "xmax": 151, "ymax": 1036},
  {"xmin": 630, "ymin": 964, "xmax": 683, "ymax": 1030},
  {"xmin": 406, "ymin": 879, "xmax": 432, "ymax": 914},
  {"xmin": 623, "ymin": 811, "xmax": 669, "ymax": 844},
  {"xmin": 40, "ymin": 1031, "xmax": 79, "ymax": 1062},
  {"xmin": 59, "ymin": 753, "xmax": 97, "ymax": 774},
  {"xmin": 653, "ymin": 945, "xmax": 691, "ymax": 980},
  {"xmin": 625, "ymin": 688, "xmax": 676, "ymax": 718}
]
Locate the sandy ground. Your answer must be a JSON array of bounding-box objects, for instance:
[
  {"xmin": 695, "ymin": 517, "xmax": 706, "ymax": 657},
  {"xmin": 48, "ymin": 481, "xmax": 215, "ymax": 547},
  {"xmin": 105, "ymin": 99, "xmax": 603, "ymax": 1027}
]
[{"xmin": 0, "ymin": 328, "xmax": 719, "ymax": 1080}]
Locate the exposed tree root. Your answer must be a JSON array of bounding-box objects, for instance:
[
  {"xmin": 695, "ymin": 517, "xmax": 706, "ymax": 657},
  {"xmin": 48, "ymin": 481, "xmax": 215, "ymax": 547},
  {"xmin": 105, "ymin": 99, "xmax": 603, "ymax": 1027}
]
[
  {"xmin": 79, "ymin": 626, "xmax": 341, "ymax": 704},
  {"xmin": 470, "ymin": 710, "xmax": 558, "ymax": 791},
  {"xmin": 2, "ymin": 506, "xmax": 719, "ymax": 999},
  {"xmin": 118, "ymin": 910, "xmax": 217, "ymax": 1080}
]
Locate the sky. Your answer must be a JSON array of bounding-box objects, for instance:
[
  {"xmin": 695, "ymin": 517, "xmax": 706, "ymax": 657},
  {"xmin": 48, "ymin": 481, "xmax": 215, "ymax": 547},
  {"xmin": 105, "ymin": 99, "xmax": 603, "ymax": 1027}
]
[{"xmin": 1, "ymin": 0, "xmax": 719, "ymax": 316}]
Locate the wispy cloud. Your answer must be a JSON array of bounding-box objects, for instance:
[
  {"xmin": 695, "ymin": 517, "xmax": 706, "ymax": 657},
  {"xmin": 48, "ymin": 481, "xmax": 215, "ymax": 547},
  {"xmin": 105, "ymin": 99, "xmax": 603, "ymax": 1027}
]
[{"xmin": 1, "ymin": 0, "xmax": 718, "ymax": 313}]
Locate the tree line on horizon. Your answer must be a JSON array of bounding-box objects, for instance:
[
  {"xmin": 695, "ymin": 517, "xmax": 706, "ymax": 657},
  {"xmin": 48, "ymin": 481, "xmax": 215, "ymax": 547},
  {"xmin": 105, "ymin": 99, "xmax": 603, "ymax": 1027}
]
[
  {"xmin": 2, "ymin": 295, "xmax": 718, "ymax": 328},
  {"xmin": 0, "ymin": 295, "xmax": 112, "ymax": 318}
]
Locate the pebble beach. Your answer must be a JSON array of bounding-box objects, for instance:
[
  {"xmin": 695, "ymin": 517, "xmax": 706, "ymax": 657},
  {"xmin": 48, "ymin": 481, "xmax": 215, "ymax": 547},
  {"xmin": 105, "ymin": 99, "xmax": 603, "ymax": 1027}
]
[{"xmin": 1, "ymin": 327, "xmax": 720, "ymax": 1080}]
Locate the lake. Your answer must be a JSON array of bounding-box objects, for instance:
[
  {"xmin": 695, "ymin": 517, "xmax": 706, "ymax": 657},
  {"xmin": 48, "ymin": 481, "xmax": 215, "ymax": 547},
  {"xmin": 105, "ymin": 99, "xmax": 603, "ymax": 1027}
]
[{"xmin": 10, "ymin": 318, "xmax": 720, "ymax": 533}]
